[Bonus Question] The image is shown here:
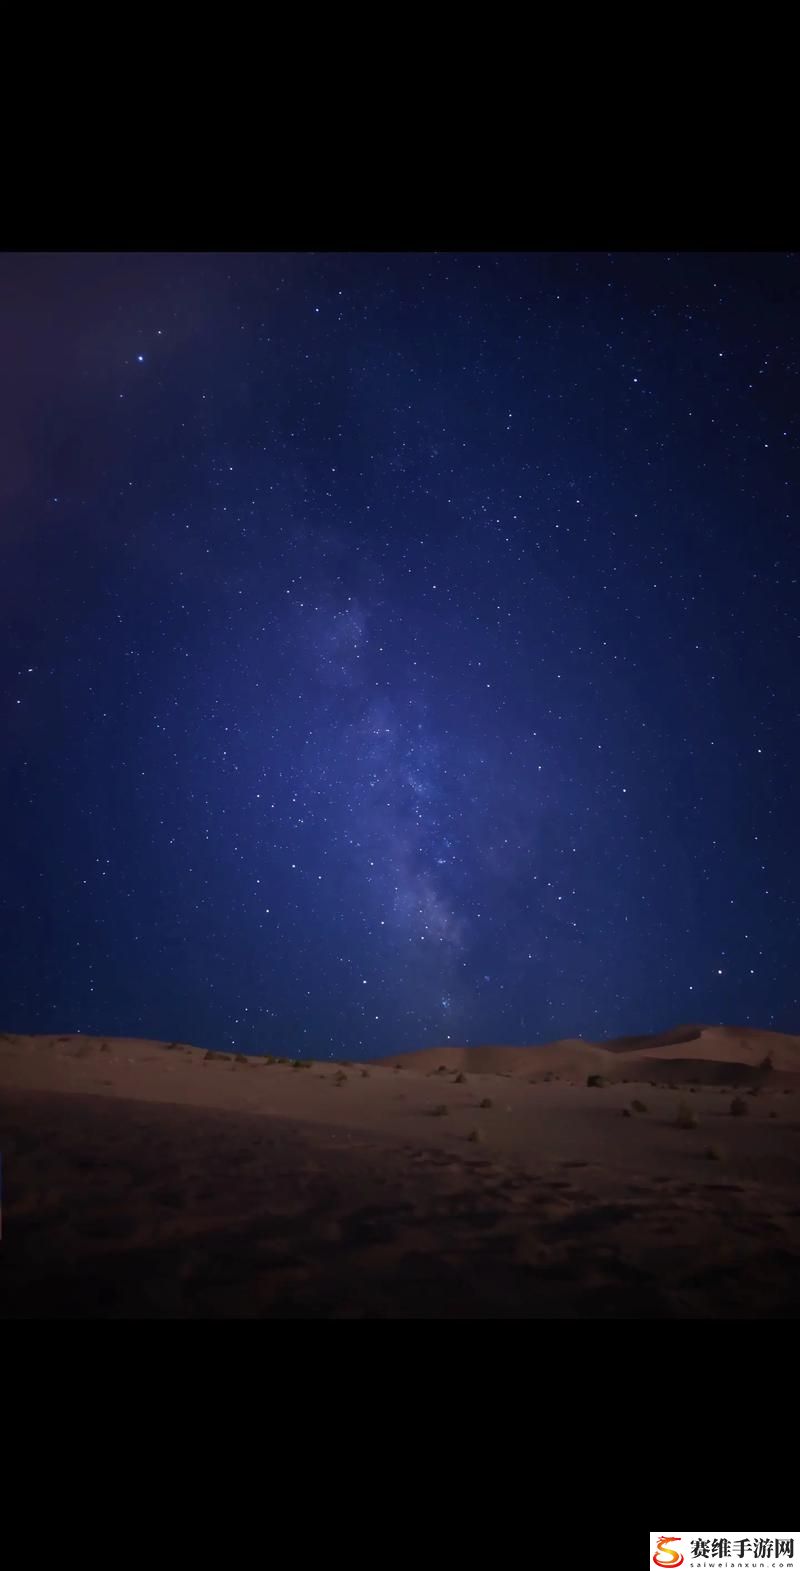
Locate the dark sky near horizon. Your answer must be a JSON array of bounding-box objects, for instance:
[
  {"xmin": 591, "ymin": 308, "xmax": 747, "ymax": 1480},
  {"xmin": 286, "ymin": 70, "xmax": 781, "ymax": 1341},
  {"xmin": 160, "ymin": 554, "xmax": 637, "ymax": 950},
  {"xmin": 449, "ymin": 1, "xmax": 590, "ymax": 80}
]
[{"xmin": 1, "ymin": 250, "xmax": 798, "ymax": 1058}]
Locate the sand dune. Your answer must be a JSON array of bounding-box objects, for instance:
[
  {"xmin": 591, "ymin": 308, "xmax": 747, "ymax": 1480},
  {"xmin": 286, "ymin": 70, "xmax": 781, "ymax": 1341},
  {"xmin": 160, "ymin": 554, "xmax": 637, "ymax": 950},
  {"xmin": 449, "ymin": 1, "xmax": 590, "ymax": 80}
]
[
  {"xmin": 601, "ymin": 1025, "xmax": 705, "ymax": 1054},
  {"xmin": 2, "ymin": 1027, "xmax": 800, "ymax": 1317},
  {"xmin": 384, "ymin": 1025, "xmax": 800, "ymax": 1081},
  {"xmin": 373, "ymin": 1040, "xmax": 611, "ymax": 1079}
]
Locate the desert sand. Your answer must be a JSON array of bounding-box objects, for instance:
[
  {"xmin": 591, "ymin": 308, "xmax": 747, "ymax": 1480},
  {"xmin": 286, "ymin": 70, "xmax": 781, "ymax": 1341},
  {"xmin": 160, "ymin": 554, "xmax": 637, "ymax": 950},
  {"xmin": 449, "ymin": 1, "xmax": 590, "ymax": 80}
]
[{"xmin": 2, "ymin": 1025, "xmax": 800, "ymax": 1317}]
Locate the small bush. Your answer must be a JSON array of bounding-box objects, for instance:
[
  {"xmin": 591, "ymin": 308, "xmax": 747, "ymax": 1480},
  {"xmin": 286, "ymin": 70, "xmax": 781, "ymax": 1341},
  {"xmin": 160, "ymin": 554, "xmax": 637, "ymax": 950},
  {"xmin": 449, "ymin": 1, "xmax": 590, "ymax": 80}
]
[
  {"xmin": 587, "ymin": 1074, "xmax": 608, "ymax": 1088},
  {"xmin": 730, "ymin": 1097, "xmax": 748, "ymax": 1117},
  {"xmin": 333, "ymin": 1070, "xmax": 347, "ymax": 1085},
  {"xmin": 263, "ymin": 1054, "xmax": 276, "ymax": 1065},
  {"xmin": 621, "ymin": 1108, "xmax": 632, "ymax": 1118},
  {"xmin": 277, "ymin": 1057, "xmax": 289, "ymax": 1064},
  {"xmin": 479, "ymin": 1097, "xmax": 493, "ymax": 1109},
  {"xmin": 467, "ymin": 1127, "xmax": 483, "ymax": 1143},
  {"xmin": 360, "ymin": 1068, "xmax": 370, "ymax": 1078},
  {"xmin": 454, "ymin": 1071, "xmax": 466, "ymax": 1083},
  {"xmin": 631, "ymin": 1099, "xmax": 648, "ymax": 1114},
  {"xmin": 236, "ymin": 1053, "xmax": 249, "ymax": 1064},
  {"xmin": 431, "ymin": 1103, "xmax": 448, "ymax": 1117},
  {"xmin": 675, "ymin": 1099, "xmax": 698, "ymax": 1129}
]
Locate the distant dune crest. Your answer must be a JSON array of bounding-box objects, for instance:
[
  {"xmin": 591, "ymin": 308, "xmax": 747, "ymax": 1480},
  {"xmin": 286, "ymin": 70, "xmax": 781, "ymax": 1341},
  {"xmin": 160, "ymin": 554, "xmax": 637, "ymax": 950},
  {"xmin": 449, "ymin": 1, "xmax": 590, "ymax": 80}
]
[
  {"xmin": 4, "ymin": 1023, "xmax": 800, "ymax": 1082},
  {"xmin": 380, "ymin": 1025, "xmax": 800, "ymax": 1081}
]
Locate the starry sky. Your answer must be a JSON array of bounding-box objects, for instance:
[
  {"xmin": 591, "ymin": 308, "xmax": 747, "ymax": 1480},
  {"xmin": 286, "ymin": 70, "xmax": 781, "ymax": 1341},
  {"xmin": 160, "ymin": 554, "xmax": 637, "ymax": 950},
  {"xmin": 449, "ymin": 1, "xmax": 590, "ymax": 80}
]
[{"xmin": 2, "ymin": 251, "xmax": 798, "ymax": 1059}]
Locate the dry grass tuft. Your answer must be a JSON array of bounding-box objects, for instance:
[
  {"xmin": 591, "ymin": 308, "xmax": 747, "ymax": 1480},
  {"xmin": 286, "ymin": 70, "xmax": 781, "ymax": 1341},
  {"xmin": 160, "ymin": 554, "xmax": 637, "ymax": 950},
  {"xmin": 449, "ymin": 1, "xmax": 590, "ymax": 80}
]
[{"xmin": 675, "ymin": 1099, "xmax": 698, "ymax": 1129}]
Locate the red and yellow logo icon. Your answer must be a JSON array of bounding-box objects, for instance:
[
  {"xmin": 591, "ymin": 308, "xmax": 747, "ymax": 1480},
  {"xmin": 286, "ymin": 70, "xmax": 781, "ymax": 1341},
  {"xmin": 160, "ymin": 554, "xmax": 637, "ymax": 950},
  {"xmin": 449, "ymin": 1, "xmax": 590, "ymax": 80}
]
[{"xmin": 653, "ymin": 1538, "xmax": 684, "ymax": 1568}]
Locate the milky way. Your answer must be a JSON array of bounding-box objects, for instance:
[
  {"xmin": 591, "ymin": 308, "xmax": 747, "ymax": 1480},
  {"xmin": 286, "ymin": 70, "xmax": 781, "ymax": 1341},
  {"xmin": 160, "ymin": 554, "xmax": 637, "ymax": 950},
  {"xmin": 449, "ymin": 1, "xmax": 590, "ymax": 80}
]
[{"xmin": 1, "ymin": 251, "xmax": 798, "ymax": 1056}]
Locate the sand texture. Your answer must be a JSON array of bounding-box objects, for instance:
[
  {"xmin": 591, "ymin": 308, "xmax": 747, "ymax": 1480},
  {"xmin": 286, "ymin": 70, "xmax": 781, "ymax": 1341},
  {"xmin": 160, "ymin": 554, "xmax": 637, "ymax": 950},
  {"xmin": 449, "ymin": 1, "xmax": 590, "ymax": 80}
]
[{"xmin": 2, "ymin": 1027, "xmax": 800, "ymax": 1317}]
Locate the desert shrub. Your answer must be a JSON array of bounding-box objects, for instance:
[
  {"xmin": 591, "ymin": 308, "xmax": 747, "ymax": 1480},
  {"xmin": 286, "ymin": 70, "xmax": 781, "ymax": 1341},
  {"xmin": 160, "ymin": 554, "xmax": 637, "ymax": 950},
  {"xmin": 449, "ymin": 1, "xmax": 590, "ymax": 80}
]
[
  {"xmin": 621, "ymin": 1108, "xmax": 632, "ymax": 1118},
  {"xmin": 236, "ymin": 1053, "xmax": 249, "ymax": 1064},
  {"xmin": 333, "ymin": 1069, "xmax": 347, "ymax": 1085},
  {"xmin": 431, "ymin": 1103, "xmax": 448, "ymax": 1116},
  {"xmin": 360, "ymin": 1068, "xmax": 370, "ymax": 1078},
  {"xmin": 454, "ymin": 1071, "xmax": 466, "ymax": 1083},
  {"xmin": 277, "ymin": 1057, "xmax": 289, "ymax": 1064},
  {"xmin": 587, "ymin": 1074, "xmax": 608, "ymax": 1088},
  {"xmin": 479, "ymin": 1097, "xmax": 493, "ymax": 1109},
  {"xmin": 467, "ymin": 1127, "xmax": 483, "ymax": 1143},
  {"xmin": 730, "ymin": 1097, "xmax": 748, "ymax": 1117},
  {"xmin": 631, "ymin": 1099, "xmax": 648, "ymax": 1114},
  {"xmin": 675, "ymin": 1099, "xmax": 698, "ymax": 1128}
]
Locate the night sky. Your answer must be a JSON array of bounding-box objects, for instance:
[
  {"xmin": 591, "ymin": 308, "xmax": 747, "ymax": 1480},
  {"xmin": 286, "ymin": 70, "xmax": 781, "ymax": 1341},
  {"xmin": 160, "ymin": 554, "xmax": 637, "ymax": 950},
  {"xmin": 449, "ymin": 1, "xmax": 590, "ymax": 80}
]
[{"xmin": 2, "ymin": 251, "xmax": 798, "ymax": 1059}]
